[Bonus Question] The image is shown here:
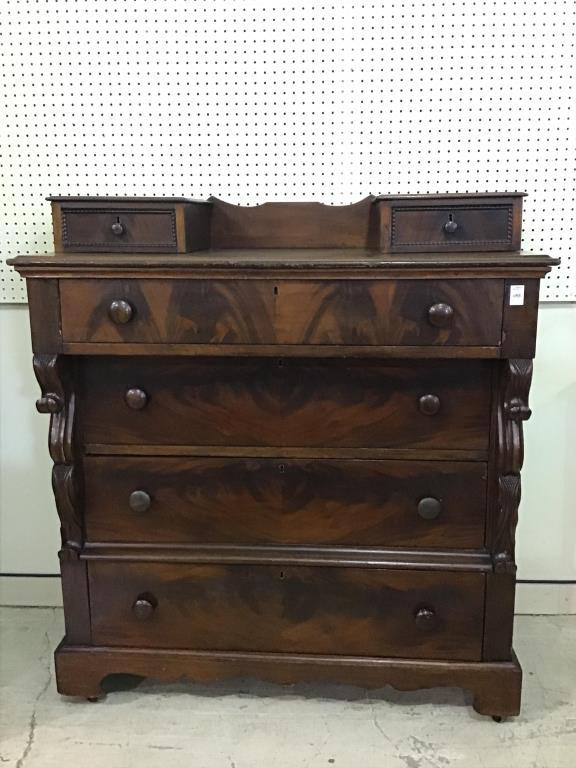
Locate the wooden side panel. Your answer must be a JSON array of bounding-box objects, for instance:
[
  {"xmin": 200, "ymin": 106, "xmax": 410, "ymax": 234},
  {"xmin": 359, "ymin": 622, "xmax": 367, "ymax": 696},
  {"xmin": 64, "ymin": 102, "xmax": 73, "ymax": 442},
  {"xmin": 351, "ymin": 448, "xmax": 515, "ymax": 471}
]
[
  {"xmin": 183, "ymin": 202, "xmax": 212, "ymax": 251},
  {"xmin": 51, "ymin": 202, "xmax": 64, "ymax": 252},
  {"xmin": 59, "ymin": 550, "xmax": 92, "ymax": 644},
  {"xmin": 483, "ymin": 571, "xmax": 516, "ymax": 661},
  {"xmin": 501, "ymin": 279, "xmax": 540, "ymax": 358},
  {"xmin": 81, "ymin": 358, "xmax": 493, "ymax": 450},
  {"xmin": 83, "ymin": 456, "xmax": 487, "ymax": 548},
  {"xmin": 88, "ymin": 562, "xmax": 485, "ymax": 661},
  {"xmin": 26, "ymin": 279, "xmax": 62, "ymax": 353}
]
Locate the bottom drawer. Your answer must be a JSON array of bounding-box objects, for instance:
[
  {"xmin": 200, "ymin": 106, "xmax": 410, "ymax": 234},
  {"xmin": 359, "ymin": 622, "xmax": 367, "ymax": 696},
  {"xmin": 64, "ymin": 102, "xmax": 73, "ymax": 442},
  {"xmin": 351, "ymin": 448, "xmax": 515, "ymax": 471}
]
[{"xmin": 88, "ymin": 562, "xmax": 485, "ymax": 661}]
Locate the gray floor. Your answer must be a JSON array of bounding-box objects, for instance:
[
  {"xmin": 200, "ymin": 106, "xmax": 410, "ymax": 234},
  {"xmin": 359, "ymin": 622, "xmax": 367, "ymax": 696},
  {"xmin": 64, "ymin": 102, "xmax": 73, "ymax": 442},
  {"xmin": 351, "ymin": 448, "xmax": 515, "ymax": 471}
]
[{"xmin": 0, "ymin": 608, "xmax": 574, "ymax": 767}]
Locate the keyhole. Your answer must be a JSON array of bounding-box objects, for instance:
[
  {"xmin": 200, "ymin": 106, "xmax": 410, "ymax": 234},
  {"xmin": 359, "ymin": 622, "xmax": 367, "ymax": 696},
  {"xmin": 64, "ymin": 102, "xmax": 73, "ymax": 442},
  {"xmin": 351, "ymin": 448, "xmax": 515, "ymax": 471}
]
[{"xmin": 273, "ymin": 285, "xmax": 278, "ymax": 295}]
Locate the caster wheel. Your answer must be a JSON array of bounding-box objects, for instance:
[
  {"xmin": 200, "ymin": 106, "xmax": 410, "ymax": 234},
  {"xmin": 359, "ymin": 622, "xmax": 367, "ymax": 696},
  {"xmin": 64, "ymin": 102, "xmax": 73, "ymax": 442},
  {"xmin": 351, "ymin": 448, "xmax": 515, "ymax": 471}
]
[
  {"xmin": 492, "ymin": 715, "xmax": 503, "ymax": 723},
  {"xmin": 86, "ymin": 696, "xmax": 101, "ymax": 703}
]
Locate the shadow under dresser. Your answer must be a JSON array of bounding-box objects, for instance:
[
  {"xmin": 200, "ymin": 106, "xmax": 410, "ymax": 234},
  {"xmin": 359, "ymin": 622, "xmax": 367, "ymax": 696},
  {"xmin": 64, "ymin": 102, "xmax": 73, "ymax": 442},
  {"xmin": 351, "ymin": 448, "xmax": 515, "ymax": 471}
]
[{"xmin": 8, "ymin": 192, "xmax": 558, "ymax": 719}]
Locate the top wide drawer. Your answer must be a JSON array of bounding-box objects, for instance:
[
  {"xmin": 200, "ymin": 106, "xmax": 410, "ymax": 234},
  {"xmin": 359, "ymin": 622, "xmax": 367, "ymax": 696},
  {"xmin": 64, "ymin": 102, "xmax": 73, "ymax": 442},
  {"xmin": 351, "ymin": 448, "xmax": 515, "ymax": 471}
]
[{"xmin": 59, "ymin": 278, "xmax": 505, "ymax": 347}]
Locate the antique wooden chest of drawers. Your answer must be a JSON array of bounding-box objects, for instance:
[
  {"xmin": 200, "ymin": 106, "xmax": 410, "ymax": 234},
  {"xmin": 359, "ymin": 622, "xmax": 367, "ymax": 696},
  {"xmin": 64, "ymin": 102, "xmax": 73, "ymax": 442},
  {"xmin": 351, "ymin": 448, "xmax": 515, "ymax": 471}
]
[{"xmin": 9, "ymin": 193, "xmax": 557, "ymax": 718}]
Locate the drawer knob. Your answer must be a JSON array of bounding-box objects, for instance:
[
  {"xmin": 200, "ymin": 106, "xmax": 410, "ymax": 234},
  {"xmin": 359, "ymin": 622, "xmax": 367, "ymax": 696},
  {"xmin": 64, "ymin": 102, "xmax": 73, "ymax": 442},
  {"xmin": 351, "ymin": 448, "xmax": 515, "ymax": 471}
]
[
  {"xmin": 108, "ymin": 299, "xmax": 134, "ymax": 325},
  {"xmin": 36, "ymin": 394, "xmax": 64, "ymax": 414},
  {"xmin": 132, "ymin": 595, "xmax": 157, "ymax": 621},
  {"xmin": 129, "ymin": 490, "xmax": 152, "ymax": 513},
  {"xmin": 414, "ymin": 606, "xmax": 436, "ymax": 630},
  {"xmin": 417, "ymin": 497, "xmax": 442, "ymax": 520},
  {"xmin": 125, "ymin": 388, "xmax": 148, "ymax": 410},
  {"xmin": 418, "ymin": 394, "xmax": 441, "ymax": 416},
  {"xmin": 427, "ymin": 302, "xmax": 454, "ymax": 328},
  {"xmin": 443, "ymin": 215, "xmax": 458, "ymax": 234},
  {"xmin": 111, "ymin": 221, "xmax": 125, "ymax": 236}
]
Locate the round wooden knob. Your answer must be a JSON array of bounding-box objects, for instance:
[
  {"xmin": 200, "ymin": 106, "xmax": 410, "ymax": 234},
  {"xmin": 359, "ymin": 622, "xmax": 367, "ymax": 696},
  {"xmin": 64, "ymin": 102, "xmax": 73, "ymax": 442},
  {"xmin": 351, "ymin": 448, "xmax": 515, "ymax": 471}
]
[
  {"xmin": 427, "ymin": 302, "xmax": 454, "ymax": 328},
  {"xmin": 125, "ymin": 388, "xmax": 148, "ymax": 410},
  {"xmin": 111, "ymin": 221, "xmax": 125, "ymax": 236},
  {"xmin": 417, "ymin": 497, "xmax": 442, "ymax": 520},
  {"xmin": 108, "ymin": 299, "xmax": 134, "ymax": 325},
  {"xmin": 132, "ymin": 596, "xmax": 157, "ymax": 621},
  {"xmin": 414, "ymin": 606, "xmax": 436, "ymax": 630},
  {"xmin": 443, "ymin": 218, "xmax": 458, "ymax": 234},
  {"xmin": 129, "ymin": 490, "xmax": 152, "ymax": 513},
  {"xmin": 418, "ymin": 394, "xmax": 441, "ymax": 416},
  {"xmin": 36, "ymin": 394, "xmax": 64, "ymax": 414}
]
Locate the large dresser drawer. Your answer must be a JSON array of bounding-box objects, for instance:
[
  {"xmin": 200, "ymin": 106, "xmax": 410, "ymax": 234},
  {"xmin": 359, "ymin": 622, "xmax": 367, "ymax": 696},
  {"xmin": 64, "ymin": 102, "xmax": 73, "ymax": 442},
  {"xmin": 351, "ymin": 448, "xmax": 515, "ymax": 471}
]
[
  {"xmin": 60, "ymin": 278, "xmax": 504, "ymax": 346},
  {"xmin": 88, "ymin": 562, "xmax": 485, "ymax": 660},
  {"xmin": 84, "ymin": 456, "xmax": 487, "ymax": 547},
  {"xmin": 81, "ymin": 358, "xmax": 492, "ymax": 450}
]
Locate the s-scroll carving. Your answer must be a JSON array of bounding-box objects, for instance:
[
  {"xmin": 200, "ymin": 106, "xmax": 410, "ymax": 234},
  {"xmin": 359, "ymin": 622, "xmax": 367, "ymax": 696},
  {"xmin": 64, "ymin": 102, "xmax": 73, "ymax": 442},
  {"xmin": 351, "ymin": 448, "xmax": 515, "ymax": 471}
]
[
  {"xmin": 33, "ymin": 354, "xmax": 82, "ymax": 551},
  {"xmin": 494, "ymin": 359, "xmax": 533, "ymax": 573}
]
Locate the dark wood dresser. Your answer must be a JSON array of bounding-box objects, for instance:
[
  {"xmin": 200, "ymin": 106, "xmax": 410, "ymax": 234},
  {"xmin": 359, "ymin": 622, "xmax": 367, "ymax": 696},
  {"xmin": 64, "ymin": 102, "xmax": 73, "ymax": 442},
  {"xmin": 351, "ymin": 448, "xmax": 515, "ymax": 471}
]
[{"xmin": 9, "ymin": 193, "xmax": 558, "ymax": 719}]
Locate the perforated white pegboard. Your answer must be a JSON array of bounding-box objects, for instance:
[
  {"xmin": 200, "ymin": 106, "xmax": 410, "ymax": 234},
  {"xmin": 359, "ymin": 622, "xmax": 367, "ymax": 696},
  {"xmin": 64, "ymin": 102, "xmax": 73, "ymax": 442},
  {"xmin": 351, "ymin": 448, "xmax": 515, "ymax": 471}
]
[{"xmin": 1, "ymin": 0, "xmax": 574, "ymax": 302}]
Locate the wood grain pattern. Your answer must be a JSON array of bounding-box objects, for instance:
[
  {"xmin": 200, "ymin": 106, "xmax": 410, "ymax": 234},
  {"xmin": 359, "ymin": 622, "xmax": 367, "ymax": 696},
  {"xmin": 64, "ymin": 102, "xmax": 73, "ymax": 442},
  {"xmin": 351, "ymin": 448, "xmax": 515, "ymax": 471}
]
[
  {"xmin": 84, "ymin": 456, "xmax": 487, "ymax": 547},
  {"xmin": 88, "ymin": 562, "xmax": 485, "ymax": 660},
  {"xmin": 81, "ymin": 358, "xmax": 493, "ymax": 450},
  {"xmin": 61, "ymin": 278, "xmax": 275, "ymax": 344},
  {"xmin": 59, "ymin": 278, "xmax": 505, "ymax": 346}
]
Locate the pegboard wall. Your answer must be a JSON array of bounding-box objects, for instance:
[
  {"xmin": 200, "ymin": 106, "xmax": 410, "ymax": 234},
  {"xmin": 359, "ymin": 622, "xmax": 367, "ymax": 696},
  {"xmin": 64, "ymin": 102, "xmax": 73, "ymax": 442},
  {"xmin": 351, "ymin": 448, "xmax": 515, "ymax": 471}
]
[{"xmin": 1, "ymin": 0, "xmax": 574, "ymax": 302}]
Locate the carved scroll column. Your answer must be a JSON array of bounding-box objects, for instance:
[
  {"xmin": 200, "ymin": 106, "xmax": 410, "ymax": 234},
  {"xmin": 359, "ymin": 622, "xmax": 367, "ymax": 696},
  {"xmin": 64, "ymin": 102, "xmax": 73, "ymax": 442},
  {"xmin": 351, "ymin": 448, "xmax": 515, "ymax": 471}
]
[
  {"xmin": 493, "ymin": 359, "xmax": 533, "ymax": 574},
  {"xmin": 33, "ymin": 354, "xmax": 82, "ymax": 552},
  {"xmin": 33, "ymin": 353, "xmax": 91, "ymax": 644}
]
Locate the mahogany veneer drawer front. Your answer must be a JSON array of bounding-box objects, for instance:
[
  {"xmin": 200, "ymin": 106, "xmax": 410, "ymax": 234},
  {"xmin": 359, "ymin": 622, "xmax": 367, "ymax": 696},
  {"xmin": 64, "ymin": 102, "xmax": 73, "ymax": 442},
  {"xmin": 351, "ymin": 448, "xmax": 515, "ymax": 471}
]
[
  {"xmin": 59, "ymin": 278, "xmax": 505, "ymax": 346},
  {"xmin": 81, "ymin": 358, "xmax": 492, "ymax": 450},
  {"xmin": 88, "ymin": 562, "xmax": 485, "ymax": 660},
  {"xmin": 84, "ymin": 456, "xmax": 487, "ymax": 548},
  {"xmin": 377, "ymin": 194, "xmax": 523, "ymax": 253}
]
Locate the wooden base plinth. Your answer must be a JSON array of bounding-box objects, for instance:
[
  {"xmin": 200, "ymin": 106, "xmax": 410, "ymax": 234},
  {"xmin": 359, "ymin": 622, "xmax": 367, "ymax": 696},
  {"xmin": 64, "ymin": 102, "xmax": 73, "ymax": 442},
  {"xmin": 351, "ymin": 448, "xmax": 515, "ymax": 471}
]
[{"xmin": 54, "ymin": 640, "xmax": 522, "ymax": 718}]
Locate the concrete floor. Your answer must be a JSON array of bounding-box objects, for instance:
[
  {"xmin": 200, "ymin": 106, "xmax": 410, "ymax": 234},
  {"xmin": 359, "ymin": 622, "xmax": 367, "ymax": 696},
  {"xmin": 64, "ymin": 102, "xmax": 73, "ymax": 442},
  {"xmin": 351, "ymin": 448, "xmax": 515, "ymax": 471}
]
[{"xmin": 0, "ymin": 608, "xmax": 574, "ymax": 768}]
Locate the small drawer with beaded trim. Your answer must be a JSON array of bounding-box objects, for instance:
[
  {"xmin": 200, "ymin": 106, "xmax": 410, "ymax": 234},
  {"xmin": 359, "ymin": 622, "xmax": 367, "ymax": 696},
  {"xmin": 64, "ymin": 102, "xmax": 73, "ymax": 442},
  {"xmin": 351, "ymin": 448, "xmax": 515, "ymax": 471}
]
[
  {"xmin": 49, "ymin": 196, "xmax": 212, "ymax": 253},
  {"xmin": 377, "ymin": 193, "xmax": 524, "ymax": 253}
]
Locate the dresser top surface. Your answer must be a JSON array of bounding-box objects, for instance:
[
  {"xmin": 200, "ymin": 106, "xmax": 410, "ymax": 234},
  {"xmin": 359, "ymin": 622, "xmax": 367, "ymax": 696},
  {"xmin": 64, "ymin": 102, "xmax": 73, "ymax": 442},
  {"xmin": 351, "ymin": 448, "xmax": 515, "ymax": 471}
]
[{"xmin": 8, "ymin": 249, "xmax": 558, "ymax": 276}]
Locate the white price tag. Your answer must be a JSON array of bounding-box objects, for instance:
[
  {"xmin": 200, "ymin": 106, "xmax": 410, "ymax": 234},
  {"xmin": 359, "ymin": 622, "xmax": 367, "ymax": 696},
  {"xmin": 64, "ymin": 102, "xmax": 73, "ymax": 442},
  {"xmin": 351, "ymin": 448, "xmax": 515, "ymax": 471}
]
[{"xmin": 509, "ymin": 285, "xmax": 525, "ymax": 306}]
